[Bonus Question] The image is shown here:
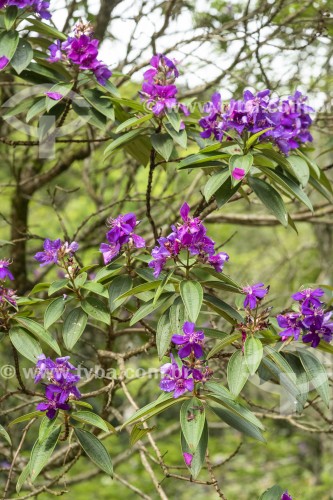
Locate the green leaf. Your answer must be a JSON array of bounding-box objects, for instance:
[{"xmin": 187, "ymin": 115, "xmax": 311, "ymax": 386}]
[
  {"xmin": 74, "ymin": 428, "xmax": 113, "ymax": 477},
  {"xmin": 16, "ymin": 463, "xmax": 30, "ymax": 494},
  {"xmin": 48, "ymin": 279, "xmax": 69, "ymax": 296},
  {"xmin": 151, "ymin": 133, "xmax": 174, "ymax": 161},
  {"xmin": 178, "ymin": 152, "xmax": 230, "ymax": 169},
  {"xmin": 74, "ymin": 272, "xmax": 88, "ymax": 288},
  {"xmin": 82, "ymin": 89, "xmax": 115, "ymax": 120},
  {"xmin": 129, "ymin": 293, "xmax": 173, "ymax": 326},
  {"xmin": 45, "ymin": 82, "xmax": 73, "ymax": 111},
  {"xmin": 215, "ymin": 176, "xmax": 240, "ymax": 207},
  {"xmin": 169, "ymin": 296, "xmax": 187, "ymax": 333},
  {"xmin": 0, "ymin": 424, "xmax": 11, "ymax": 445},
  {"xmin": 204, "ymin": 294, "xmax": 243, "ymax": 324},
  {"xmin": 229, "ymin": 153, "xmax": 253, "ymax": 182},
  {"xmin": 9, "ymin": 411, "xmax": 44, "ymax": 427},
  {"xmin": 248, "ymin": 176, "xmax": 288, "ymax": 226},
  {"xmin": 9, "ymin": 327, "xmax": 43, "ymax": 362},
  {"xmin": 165, "ymin": 123, "xmax": 187, "ymax": 148},
  {"xmin": 286, "ymin": 155, "xmax": 310, "ymax": 187},
  {"xmin": 227, "ymin": 350, "xmax": 249, "ymax": 396},
  {"xmin": 208, "ymin": 401, "xmax": 265, "ymax": 441},
  {"xmin": 30, "ymin": 426, "xmax": 62, "ymax": 482},
  {"xmin": 207, "ymin": 332, "xmax": 242, "ymax": 359},
  {"xmin": 108, "ymin": 275, "xmax": 133, "ymax": 313},
  {"xmin": 71, "ymin": 411, "xmax": 116, "ymax": 433},
  {"xmin": 297, "ymin": 349, "xmax": 330, "ymax": 407},
  {"xmin": 27, "ymin": 19, "xmax": 67, "ymax": 40},
  {"xmin": 26, "ymin": 98, "xmax": 47, "ymax": 122},
  {"xmin": 246, "ymin": 128, "xmax": 273, "ymax": 149},
  {"xmin": 81, "ymin": 297, "xmax": 110, "ymax": 325},
  {"xmin": 130, "ymin": 424, "xmax": 155, "ymax": 447},
  {"xmin": 156, "ymin": 311, "xmax": 172, "ymax": 359},
  {"xmin": 63, "ymin": 307, "xmax": 88, "ymax": 350},
  {"xmin": 259, "ymin": 485, "xmax": 285, "ymax": 500},
  {"xmin": 203, "ymin": 169, "xmax": 229, "ymax": 201},
  {"xmin": 258, "ymin": 166, "xmax": 313, "ymax": 212},
  {"xmin": 104, "ymin": 129, "xmax": 142, "ymax": 157},
  {"xmin": 44, "ymin": 296, "xmax": 65, "ymax": 330},
  {"xmin": 262, "ymin": 347, "xmax": 300, "ymax": 399},
  {"xmin": 4, "ymin": 6, "xmax": 18, "ymax": 30},
  {"xmin": 38, "ymin": 417, "xmax": 58, "ymax": 443},
  {"xmin": 123, "ymin": 393, "xmax": 187, "ymax": 427},
  {"xmin": 180, "ymin": 398, "xmax": 205, "ymax": 453},
  {"xmin": 284, "ymin": 353, "xmax": 309, "ymax": 412},
  {"xmin": 115, "ymin": 113, "xmax": 153, "ymax": 133},
  {"xmin": 180, "ymin": 280, "xmax": 203, "ymax": 322},
  {"xmin": 117, "ymin": 280, "xmax": 161, "ymax": 300},
  {"xmin": 165, "ymin": 108, "xmax": 182, "ymax": 131},
  {"xmin": 14, "ymin": 317, "xmax": 61, "ymax": 355},
  {"xmin": 11, "ymin": 38, "xmax": 33, "ymax": 74},
  {"xmin": 244, "ymin": 337, "xmax": 263, "ymax": 375},
  {"xmin": 181, "ymin": 420, "xmax": 208, "ymax": 479},
  {"xmin": 0, "ymin": 29, "xmax": 19, "ymax": 63}
]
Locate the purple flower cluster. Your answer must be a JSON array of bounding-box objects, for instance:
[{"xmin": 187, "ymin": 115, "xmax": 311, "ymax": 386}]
[
  {"xmin": 0, "ymin": 285, "xmax": 17, "ymax": 307},
  {"xmin": 149, "ymin": 202, "xmax": 229, "ymax": 278},
  {"xmin": 35, "ymin": 355, "xmax": 81, "ymax": 419},
  {"xmin": 199, "ymin": 89, "xmax": 313, "ymax": 154},
  {"xmin": 277, "ymin": 288, "xmax": 333, "ymax": 348},
  {"xmin": 48, "ymin": 22, "xmax": 111, "ymax": 86},
  {"xmin": 100, "ymin": 213, "xmax": 145, "ymax": 265},
  {"xmin": 0, "ymin": 0, "xmax": 51, "ymax": 19},
  {"xmin": 160, "ymin": 322, "xmax": 212, "ymax": 398},
  {"xmin": 34, "ymin": 239, "xmax": 79, "ymax": 267},
  {"xmin": 140, "ymin": 54, "xmax": 190, "ymax": 119},
  {"xmin": 242, "ymin": 282, "xmax": 269, "ymax": 309},
  {"xmin": 0, "ymin": 259, "xmax": 14, "ymax": 281}
]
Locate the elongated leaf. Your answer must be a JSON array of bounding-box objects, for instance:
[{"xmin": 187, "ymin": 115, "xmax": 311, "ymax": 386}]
[
  {"xmin": 117, "ymin": 280, "xmax": 161, "ymax": 300},
  {"xmin": 38, "ymin": 417, "xmax": 58, "ymax": 443},
  {"xmin": 48, "ymin": 278, "xmax": 69, "ymax": 296},
  {"xmin": 71, "ymin": 411, "xmax": 115, "ymax": 433},
  {"xmin": 227, "ymin": 350, "xmax": 249, "ymax": 396},
  {"xmin": 165, "ymin": 123, "xmax": 187, "ymax": 148},
  {"xmin": 166, "ymin": 108, "xmax": 181, "ymax": 131},
  {"xmin": 286, "ymin": 155, "xmax": 310, "ymax": 186},
  {"xmin": 123, "ymin": 393, "xmax": 187, "ymax": 427},
  {"xmin": 9, "ymin": 327, "xmax": 43, "ymax": 362},
  {"xmin": 181, "ymin": 420, "xmax": 208, "ymax": 479},
  {"xmin": 74, "ymin": 428, "xmax": 113, "ymax": 476},
  {"xmin": 156, "ymin": 311, "xmax": 172, "ymax": 359},
  {"xmin": 130, "ymin": 424, "xmax": 155, "ymax": 447},
  {"xmin": 246, "ymin": 128, "xmax": 272, "ymax": 149},
  {"xmin": 44, "ymin": 296, "xmax": 66, "ymax": 330},
  {"xmin": 82, "ymin": 89, "xmax": 115, "ymax": 120},
  {"xmin": 129, "ymin": 293, "xmax": 173, "ymax": 326},
  {"xmin": 63, "ymin": 307, "xmax": 88, "ymax": 350},
  {"xmin": 30, "ymin": 426, "xmax": 62, "ymax": 481},
  {"xmin": 11, "ymin": 39, "xmax": 33, "ymax": 74},
  {"xmin": 248, "ymin": 176, "xmax": 288, "ymax": 226},
  {"xmin": 14, "ymin": 317, "xmax": 61, "ymax": 355},
  {"xmin": 151, "ymin": 133, "xmax": 174, "ymax": 161},
  {"xmin": 244, "ymin": 337, "xmax": 263, "ymax": 375},
  {"xmin": 180, "ymin": 280, "xmax": 203, "ymax": 322},
  {"xmin": 203, "ymin": 169, "xmax": 229, "ymax": 201},
  {"xmin": 104, "ymin": 129, "xmax": 142, "ymax": 157},
  {"xmin": 4, "ymin": 6, "xmax": 18, "ymax": 30},
  {"xmin": 204, "ymin": 293, "xmax": 243, "ymax": 324},
  {"xmin": 81, "ymin": 297, "xmax": 110, "ymax": 325},
  {"xmin": 0, "ymin": 30, "xmax": 19, "ymax": 61},
  {"xmin": 284, "ymin": 353, "xmax": 309, "ymax": 412},
  {"xmin": 0, "ymin": 424, "xmax": 11, "ymax": 445},
  {"xmin": 108, "ymin": 275, "xmax": 133, "ymax": 312},
  {"xmin": 16, "ymin": 463, "xmax": 30, "ymax": 494},
  {"xmin": 215, "ymin": 177, "xmax": 240, "ymax": 207},
  {"xmin": 207, "ymin": 332, "xmax": 241, "ymax": 359},
  {"xmin": 9, "ymin": 411, "xmax": 44, "ymax": 427},
  {"xmin": 27, "ymin": 19, "xmax": 67, "ymax": 40},
  {"xmin": 169, "ymin": 296, "xmax": 187, "ymax": 333},
  {"xmin": 180, "ymin": 398, "xmax": 205, "ymax": 452},
  {"xmin": 229, "ymin": 153, "xmax": 253, "ymax": 182},
  {"xmin": 297, "ymin": 349, "xmax": 330, "ymax": 407},
  {"xmin": 116, "ymin": 113, "xmax": 153, "ymax": 133}
]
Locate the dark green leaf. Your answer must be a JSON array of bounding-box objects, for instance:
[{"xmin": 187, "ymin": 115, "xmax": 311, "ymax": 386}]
[
  {"xmin": 156, "ymin": 311, "xmax": 172, "ymax": 359},
  {"xmin": 14, "ymin": 317, "xmax": 61, "ymax": 355},
  {"xmin": 297, "ymin": 349, "xmax": 330, "ymax": 407},
  {"xmin": 227, "ymin": 350, "xmax": 249, "ymax": 396},
  {"xmin": 0, "ymin": 30, "xmax": 19, "ymax": 62},
  {"xmin": 129, "ymin": 293, "xmax": 173, "ymax": 326},
  {"xmin": 63, "ymin": 307, "xmax": 88, "ymax": 350},
  {"xmin": 9, "ymin": 327, "xmax": 43, "ymax": 362},
  {"xmin": 4, "ymin": 6, "xmax": 18, "ymax": 30},
  {"xmin": 248, "ymin": 176, "xmax": 288, "ymax": 226},
  {"xmin": 44, "ymin": 296, "xmax": 65, "ymax": 330},
  {"xmin": 203, "ymin": 169, "xmax": 229, "ymax": 201},
  {"xmin": 71, "ymin": 411, "xmax": 116, "ymax": 433},
  {"xmin": 108, "ymin": 275, "xmax": 133, "ymax": 312},
  {"xmin": 180, "ymin": 280, "xmax": 203, "ymax": 322},
  {"xmin": 81, "ymin": 297, "xmax": 110, "ymax": 325},
  {"xmin": 151, "ymin": 133, "xmax": 174, "ymax": 161},
  {"xmin": 165, "ymin": 122, "xmax": 187, "ymax": 148},
  {"xmin": 180, "ymin": 398, "xmax": 205, "ymax": 452},
  {"xmin": 30, "ymin": 426, "xmax": 62, "ymax": 482},
  {"xmin": 11, "ymin": 39, "xmax": 33, "ymax": 74},
  {"xmin": 74, "ymin": 428, "xmax": 113, "ymax": 476}
]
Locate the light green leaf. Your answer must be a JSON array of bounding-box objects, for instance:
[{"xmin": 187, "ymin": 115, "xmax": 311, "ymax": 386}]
[
  {"xmin": 227, "ymin": 350, "xmax": 249, "ymax": 396},
  {"xmin": 129, "ymin": 293, "xmax": 173, "ymax": 326},
  {"xmin": 0, "ymin": 424, "xmax": 11, "ymax": 445},
  {"xmin": 11, "ymin": 39, "xmax": 33, "ymax": 74},
  {"xmin": 244, "ymin": 337, "xmax": 263, "ymax": 375},
  {"xmin": 9, "ymin": 327, "xmax": 43, "ymax": 362},
  {"xmin": 4, "ymin": 6, "xmax": 18, "ymax": 30},
  {"xmin": 151, "ymin": 133, "xmax": 174, "ymax": 161},
  {"xmin": 156, "ymin": 311, "xmax": 172, "ymax": 359},
  {"xmin": 74, "ymin": 428, "xmax": 113, "ymax": 477},
  {"xmin": 180, "ymin": 280, "xmax": 203, "ymax": 323},
  {"xmin": 9, "ymin": 411, "xmax": 44, "ymax": 427},
  {"xmin": 44, "ymin": 296, "xmax": 66, "ymax": 330},
  {"xmin": 14, "ymin": 317, "xmax": 61, "ymax": 355},
  {"xmin": 115, "ymin": 113, "xmax": 153, "ymax": 133},
  {"xmin": 38, "ymin": 417, "xmax": 58, "ymax": 443},
  {"xmin": 259, "ymin": 485, "xmax": 285, "ymax": 500},
  {"xmin": 108, "ymin": 275, "xmax": 133, "ymax": 312},
  {"xmin": 30, "ymin": 426, "xmax": 62, "ymax": 481},
  {"xmin": 229, "ymin": 153, "xmax": 253, "ymax": 183},
  {"xmin": 71, "ymin": 411, "xmax": 116, "ymax": 433},
  {"xmin": 0, "ymin": 30, "xmax": 19, "ymax": 62},
  {"xmin": 63, "ymin": 307, "xmax": 88, "ymax": 350},
  {"xmin": 104, "ymin": 129, "xmax": 142, "ymax": 157},
  {"xmin": 298, "ymin": 349, "xmax": 330, "ymax": 408},
  {"xmin": 16, "ymin": 463, "xmax": 30, "ymax": 494},
  {"xmin": 165, "ymin": 123, "xmax": 187, "ymax": 148},
  {"xmin": 203, "ymin": 169, "xmax": 229, "ymax": 201},
  {"xmin": 180, "ymin": 398, "xmax": 205, "ymax": 453},
  {"xmin": 181, "ymin": 419, "xmax": 208, "ymax": 479},
  {"xmin": 48, "ymin": 279, "xmax": 69, "ymax": 296},
  {"xmin": 286, "ymin": 155, "xmax": 310, "ymax": 187},
  {"xmin": 81, "ymin": 297, "xmax": 110, "ymax": 325},
  {"xmin": 130, "ymin": 424, "xmax": 155, "ymax": 447},
  {"xmin": 206, "ymin": 332, "xmax": 241, "ymax": 359}
]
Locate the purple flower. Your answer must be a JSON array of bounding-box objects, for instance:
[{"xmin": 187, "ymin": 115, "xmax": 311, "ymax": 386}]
[
  {"xmin": 0, "ymin": 259, "xmax": 14, "ymax": 281},
  {"xmin": 0, "ymin": 286, "xmax": 17, "ymax": 307},
  {"xmin": 45, "ymin": 92, "xmax": 63, "ymax": 100},
  {"xmin": 100, "ymin": 213, "xmax": 145, "ymax": 265},
  {"xmin": 242, "ymin": 282, "xmax": 268, "ymax": 309},
  {"xmin": 34, "ymin": 239, "xmax": 78, "ymax": 267},
  {"xmin": 149, "ymin": 203, "xmax": 229, "ymax": 277},
  {"xmin": 0, "ymin": 0, "xmax": 51, "ymax": 19},
  {"xmin": 292, "ymin": 288, "xmax": 324, "ymax": 308},
  {"xmin": 172, "ymin": 321, "xmax": 205, "ymax": 358},
  {"xmin": 281, "ymin": 491, "xmax": 292, "ymax": 500},
  {"xmin": 160, "ymin": 355, "xmax": 194, "ymax": 398},
  {"xmin": 0, "ymin": 56, "xmax": 9, "ymax": 70},
  {"xmin": 35, "ymin": 355, "xmax": 81, "ymax": 419},
  {"xmin": 183, "ymin": 452, "xmax": 193, "ymax": 467},
  {"xmin": 92, "ymin": 62, "xmax": 112, "ymax": 86},
  {"xmin": 48, "ymin": 40, "xmax": 62, "ymax": 63},
  {"xmin": 231, "ymin": 167, "xmax": 245, "ymax": 180},
  {"xmin": 277, "ymin": 312, "xmax": 302, "ymax": 340}
]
